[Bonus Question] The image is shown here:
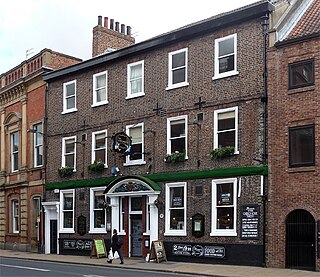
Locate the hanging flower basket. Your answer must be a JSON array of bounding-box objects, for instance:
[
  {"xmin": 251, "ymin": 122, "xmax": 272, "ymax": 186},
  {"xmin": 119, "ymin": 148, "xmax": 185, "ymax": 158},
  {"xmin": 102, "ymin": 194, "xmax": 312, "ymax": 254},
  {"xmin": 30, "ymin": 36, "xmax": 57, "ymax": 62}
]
[
  {"xmin": 210, "ymin": 146, "xmax": 235, "ymax": 159},
  {"xmin": 58, "ymin": 166, "xmax": 74, "ymax": 177},
  {"xmin": 88, "ymin": 161, "xmax": 105, "ymax": 172},
  {"xmin": 164, "ymin": 151, "xmax": 185, "ymax": 163}
]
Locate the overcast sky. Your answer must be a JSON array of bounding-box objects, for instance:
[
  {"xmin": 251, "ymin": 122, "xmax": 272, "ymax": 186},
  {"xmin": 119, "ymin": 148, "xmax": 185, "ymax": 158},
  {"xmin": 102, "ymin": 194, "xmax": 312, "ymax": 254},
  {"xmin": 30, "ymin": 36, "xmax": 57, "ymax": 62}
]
[{"xmin": 0, "ymin": 0, "xmax": 259, "ymax": 74}]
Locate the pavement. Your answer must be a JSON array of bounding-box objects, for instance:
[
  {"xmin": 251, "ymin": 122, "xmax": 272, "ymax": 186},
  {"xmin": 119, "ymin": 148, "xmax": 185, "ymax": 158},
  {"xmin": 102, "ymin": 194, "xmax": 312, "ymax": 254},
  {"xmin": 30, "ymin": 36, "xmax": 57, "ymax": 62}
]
[{"xmin": 0, "ymin": 249, "xmax": 319, "ymax": 277}]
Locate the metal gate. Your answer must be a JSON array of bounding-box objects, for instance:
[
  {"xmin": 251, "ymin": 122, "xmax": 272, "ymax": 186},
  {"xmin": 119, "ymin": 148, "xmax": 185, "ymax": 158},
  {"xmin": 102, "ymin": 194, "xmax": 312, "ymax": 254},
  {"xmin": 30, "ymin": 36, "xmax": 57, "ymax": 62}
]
[{"xmin": 286, "ymin": 209, "xmax": 315, "ymax": 271}]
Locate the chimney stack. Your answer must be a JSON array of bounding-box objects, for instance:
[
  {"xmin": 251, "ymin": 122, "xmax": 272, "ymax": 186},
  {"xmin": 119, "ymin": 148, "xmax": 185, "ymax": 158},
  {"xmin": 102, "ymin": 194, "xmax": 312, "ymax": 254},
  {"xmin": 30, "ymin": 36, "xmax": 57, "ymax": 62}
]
[{"xmin": 92, "ymin": 15, "xmax": 135, "ymax": 57}]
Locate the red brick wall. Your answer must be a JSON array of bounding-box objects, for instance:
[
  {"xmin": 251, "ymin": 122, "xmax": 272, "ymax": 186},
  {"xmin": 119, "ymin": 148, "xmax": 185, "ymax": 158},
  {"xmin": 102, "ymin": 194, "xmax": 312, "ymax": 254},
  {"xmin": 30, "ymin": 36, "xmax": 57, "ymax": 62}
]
[{"xmin": 267, "ymin": 37, "xmax": 320, "ymax": 270}]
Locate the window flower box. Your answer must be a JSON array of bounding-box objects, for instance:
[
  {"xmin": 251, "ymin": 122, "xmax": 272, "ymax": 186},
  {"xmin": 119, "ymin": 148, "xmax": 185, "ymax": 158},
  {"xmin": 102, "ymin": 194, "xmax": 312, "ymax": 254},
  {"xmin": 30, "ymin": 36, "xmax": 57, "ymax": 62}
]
[
  {"xmin": 58, "ymin": 166, "xmax": 74, "ymax": 177},
  {"xmin": 164, "ymin": 151, "xmax": 185, "ymax": 163},
  {"xmin": 88, "ymin": 161, "xmax": 105, "ymax": 172},
  {"xmin": 210, "ymin": 146, "xmax": 235, "ymax": 159}
]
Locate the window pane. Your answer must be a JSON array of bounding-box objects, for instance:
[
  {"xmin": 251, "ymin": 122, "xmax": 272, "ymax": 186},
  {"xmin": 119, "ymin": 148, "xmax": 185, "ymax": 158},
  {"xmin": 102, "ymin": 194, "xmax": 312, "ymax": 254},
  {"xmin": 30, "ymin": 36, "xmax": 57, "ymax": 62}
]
[
  {"xmin": 173, "ymin": 68, "xmax": 186, "ymax": 84},
  {"xmin": 95, "ymin": 133, "xmax": 105, "ymax": 149},
  {"xmin": 95, "ymin": 149, "xmax": 105, "ymax": 163},
  {"xmin": 66, "ymin": 83, "xmax": 75, "ymax": 97},
  {"xmin": 172, "ymin": 52, "xmax": 185, "ymax": 68},
  {"xmin": 218, "ymin": 131, "xmax": 235, "ymax": 148},
  {"xmin": 35, "ymin": 146, "xmax": 43, "ymax": 166},
  {"xmin": 63, "ymin": 211, "xmax": 73, "ymax": 228},
  {"xmin": 219, "ymin": 37, "xmax": 234, "ymax": 56},
  {"xmin": 94, "ymin": 210, "xmax": 105, "ymax": 228},
  {"xmin": 170, "ymin": 209, "xmax": 184, "ymax": 230},
  {"xmin": 218, "ymin": 112, "xmax": 235, "ymax": 131},
  {"xmin": 171, "ymin": 138, "xmax": 185, "ymax": 153},
  {"xmin": 131, "ymin": 79, "xmax": 142, "ymax": 94},
  {"xmin": 216, "ymin": 183, "xmax": 233, "ymax": 206},
  {"xmin": 217, "ymin": 207, "xmax": 234, "ymax": 229},
  {"xmin": 65, "ymin": 155, "xmax": 74, "ymax": 168},
  {"xmin": 64, "ymin": 195, "xmax": 73, "ymax": 210},
  {"xmin": 130, "ymin": 64, "xmax": 142, "ymax": 79},
  {"xmin": 65, "ymin": 140, "xmax": 74, "ymax": 153},
  {"xmin": 289, "ymin": 61, "xmax": 314, "ymax": 88},
  {"xmin": 130, "ymin": 127, "xmax": 142, "ymax": 144},
  {"xmin": 130, "ymin": 143, "xmax": 142, "ymax": 160},
  {"xmin": 96, "ymin": 75, "xmax": 106, "ymax": 88},
  {"xmin": 96, "ymin": 88, "xmax": 106, "ymax": 102},
  {"xmin": 170, "ymin": 187, "xmax": 184, "ymax": 207},
  {"xmin": 66, "ymin": 97, "xmax": 75, "ymax": 109},
  {"xmin": 131, "ymin": 197, "xmax": 142, "ymax": 211},
  {"xmin": 289, "ymin": 126, "xmax": 314, "ymax": 166},
  {"xmin": 171, "ymin": 120, "xmax": 185, "ymax": 138},
  {"xmin": 219, "ymin": 55, "xmax": 234, "ymax": 73},
  {"xmin": 94, "ymin": 192, "xmax": 105, "ymax": 208}
]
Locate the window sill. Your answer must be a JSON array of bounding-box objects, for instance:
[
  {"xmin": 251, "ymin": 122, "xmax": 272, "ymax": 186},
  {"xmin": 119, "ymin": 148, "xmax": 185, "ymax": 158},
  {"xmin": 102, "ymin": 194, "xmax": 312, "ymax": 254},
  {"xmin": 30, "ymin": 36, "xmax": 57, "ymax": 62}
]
[
  {"xmin": 89, "ymin": 230, "xmax": 107, "ymax": 234},
  {"xmin": 61, "ymin": 108, "xmax": 78, "ymax": 115},
  {"xmin": 125, "ymin": 93, "xmax": 145, "ymax": 99},
  {"xmin": 59, "ymin": 230, "xmax": 75, "ymax": 234},
  {"xmin": 164, "ymin": 231, "xmax": 187, "ymax": 236},
  {"xmin": 287, "ymin": 166, "xmax": 315, "ymax": 173},
  {"xmin": 210, "ymin": 231, "xmax": 237, "ymax": 237},
  {"xmin": 166, "ymin": 82, "xmax": 189, "ymax": 91},
  {"xmin": 123, "ymin": 161, "xmax": 146, "ymax": 167},
  {"xmin": 212, "ymin": 71, "xmax": 239, "ymax": 81},
  {"xmin": 287, "ymin": 85, "xmax": 315, "ymax": 95},
  {"xmin": 91, "ymin": 101, "xmax": 108, "ymax": 108}
]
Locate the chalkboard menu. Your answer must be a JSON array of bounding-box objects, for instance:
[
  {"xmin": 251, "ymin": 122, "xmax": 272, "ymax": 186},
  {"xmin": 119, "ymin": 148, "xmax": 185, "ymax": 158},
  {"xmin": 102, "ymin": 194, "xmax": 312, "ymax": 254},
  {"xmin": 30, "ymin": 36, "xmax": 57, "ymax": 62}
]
[
  {"xmin": 149, "ymin": 240, "xmax": 167, "ymax": 263},
  {"xmin": 240, "ymin": 205, "xmax": 259, "ymax": 240},
  {"xmin": 317, "ymin": 220, "xmax": 320, "ymax": 258},
  {"xmin": 62, "ymin": 239, "xmax": 92, "ymax": 250},
  {"xmin": 172, "ymin": 244, "xmax": 225, "ymax": 258}
]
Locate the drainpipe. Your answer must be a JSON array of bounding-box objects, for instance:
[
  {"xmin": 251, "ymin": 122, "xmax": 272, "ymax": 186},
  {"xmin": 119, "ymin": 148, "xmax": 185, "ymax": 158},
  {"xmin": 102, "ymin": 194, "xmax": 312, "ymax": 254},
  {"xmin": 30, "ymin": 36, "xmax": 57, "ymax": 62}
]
[{"xmin": 261, "ymin": 13, "xmax": 269, "ymax": 268}]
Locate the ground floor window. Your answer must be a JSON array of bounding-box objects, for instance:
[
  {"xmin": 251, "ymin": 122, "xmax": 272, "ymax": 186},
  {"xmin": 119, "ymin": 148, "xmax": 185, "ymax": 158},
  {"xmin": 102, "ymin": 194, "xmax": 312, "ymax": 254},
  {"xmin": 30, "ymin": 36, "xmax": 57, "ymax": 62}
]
[
  {"xmin": 60, "ymin": 189, "xmax": 75, "ymax": 233},
  {"xmin": 89, "ymin": 187, "xmax": 106, "ymax": 233},
  {"xmin": 11, "ymin": 199, "xmax": 19, "ymax": 233},
  {"xmin": 165, "ymin": 182, "xmax": 187, "ymax": 236},
  {"xmin": 211, "ymin": 178, "xmax": 237, "ymax": 236}
]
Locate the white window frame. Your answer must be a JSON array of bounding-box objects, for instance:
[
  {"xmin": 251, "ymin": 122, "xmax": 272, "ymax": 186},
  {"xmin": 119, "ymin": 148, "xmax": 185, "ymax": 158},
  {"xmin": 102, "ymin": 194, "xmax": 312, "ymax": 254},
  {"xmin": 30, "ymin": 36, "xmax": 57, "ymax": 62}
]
[
  {"xmin": 164, "ymin": 182, "xmax": 187, "ymax": 236},
  {"xmin": 213, "ymin": 34, "xmax": 239, "ymax": 80},
  {"xmin": 33, "ymin": 123, "xmax": 43, "ymax": 167},
  {"xmin": 59, "ymin": 189, "xmax": 75, "ymax": 233},
  {"xmin": 145, "ymin": 197, "xmax": 151, "ymax": 235},
  {"xmin": 167, "ymin": 48, "xmax": 189, "ymax": 90},
  {"xmin": 211, "ymin": 178, "xmax": 237, "ymax": 236},
  {"xmin": 91, "ymin": 130, "xmax": 107, "ymax": 166},
  {"xmin": 167, "ymin": 115, "xmax": 188, "ymax": 158},
  {"xmin": 89, "ymin": 187, "xmax": 107, "ymax": 233},
  {"xmin": 126, "ymin": 60, "xmax": 144, "ymax": 99},
  {"xmin": 11, "ymin": 132, "xmax": 19, "ymax": 172},
  {"xmin": 61, "ymin": 136, "xmax": 76, "ymax": 170},
  {"xmin": 92, "ymin": 71, "xmax": 108, "ymax": 107},
  {"xmin": 12, "ymin": 199, "xmax": 19, "ymax": 233},
  {"xmin": 213, "ymin": 106, "xmax": 239, "ymax": 154},
  {"xmin": 62, "ymin": 80, "xmax": 77, "ymax": 114},
  {"xmin": 124, "ymin": 123, "xmax": 145, "ymax": 166}
]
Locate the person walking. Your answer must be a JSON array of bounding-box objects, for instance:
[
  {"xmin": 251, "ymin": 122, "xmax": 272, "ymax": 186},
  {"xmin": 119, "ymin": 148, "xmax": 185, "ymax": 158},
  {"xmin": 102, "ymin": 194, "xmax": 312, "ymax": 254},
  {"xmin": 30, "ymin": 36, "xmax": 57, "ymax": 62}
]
[{"xmin": 107, "ymin": 229, "xmax": 124, "ymax": 264}]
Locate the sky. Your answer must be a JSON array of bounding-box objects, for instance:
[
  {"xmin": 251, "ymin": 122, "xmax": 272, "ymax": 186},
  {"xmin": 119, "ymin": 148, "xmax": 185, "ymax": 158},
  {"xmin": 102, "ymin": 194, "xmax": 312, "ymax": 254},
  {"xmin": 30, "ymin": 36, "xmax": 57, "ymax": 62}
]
[{"xmin": 0, "ymin": 0, "xmax": 258, "ymax": 74}]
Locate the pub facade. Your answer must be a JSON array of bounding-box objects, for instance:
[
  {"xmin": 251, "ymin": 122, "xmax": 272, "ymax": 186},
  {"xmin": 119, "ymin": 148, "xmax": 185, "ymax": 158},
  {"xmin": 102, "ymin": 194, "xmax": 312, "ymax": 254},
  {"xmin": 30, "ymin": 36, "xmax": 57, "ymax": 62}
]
[{"xmin": 43, "ymin": 1, "xmax": 274, "ymax": 266}]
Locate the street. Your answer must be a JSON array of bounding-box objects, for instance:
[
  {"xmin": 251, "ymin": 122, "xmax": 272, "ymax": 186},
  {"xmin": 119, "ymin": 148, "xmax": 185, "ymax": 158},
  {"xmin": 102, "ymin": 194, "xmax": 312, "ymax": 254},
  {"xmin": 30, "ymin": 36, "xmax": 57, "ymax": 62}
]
[{"xmin": 0, "ymin": 257, "xmax": 200, "ymax": 277}]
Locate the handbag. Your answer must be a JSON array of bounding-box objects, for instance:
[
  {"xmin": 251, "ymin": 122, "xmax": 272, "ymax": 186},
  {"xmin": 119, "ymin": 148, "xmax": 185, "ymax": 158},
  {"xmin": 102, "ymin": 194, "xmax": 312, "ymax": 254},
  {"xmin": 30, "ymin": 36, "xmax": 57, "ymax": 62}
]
[
  {"xmin": 108, "ymin": 250, "xmax": 114, "ymax": 260},
  {"xmin": 113, "ymin": 251, "xmax": 120, "ymax": 259}
]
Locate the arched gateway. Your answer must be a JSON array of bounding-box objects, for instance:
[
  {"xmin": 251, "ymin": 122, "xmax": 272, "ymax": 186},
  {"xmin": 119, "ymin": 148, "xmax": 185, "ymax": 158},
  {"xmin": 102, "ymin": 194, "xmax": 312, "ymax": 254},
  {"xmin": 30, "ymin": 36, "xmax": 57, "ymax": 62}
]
[{"xmin": 104, "ymin": 175, "xmax": 161, "ymax": 257}]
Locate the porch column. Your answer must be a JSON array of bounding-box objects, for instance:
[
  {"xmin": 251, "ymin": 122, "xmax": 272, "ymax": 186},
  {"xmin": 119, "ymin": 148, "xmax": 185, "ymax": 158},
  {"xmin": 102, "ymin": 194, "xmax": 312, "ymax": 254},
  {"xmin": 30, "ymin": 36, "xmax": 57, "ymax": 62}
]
[
  {"xmin": 148, "ymin": 195, "xmax": 159, "ymax": 244},
  {"xmin": 110, "ymin": 196, "xmax": 120, "ymax": 232}
]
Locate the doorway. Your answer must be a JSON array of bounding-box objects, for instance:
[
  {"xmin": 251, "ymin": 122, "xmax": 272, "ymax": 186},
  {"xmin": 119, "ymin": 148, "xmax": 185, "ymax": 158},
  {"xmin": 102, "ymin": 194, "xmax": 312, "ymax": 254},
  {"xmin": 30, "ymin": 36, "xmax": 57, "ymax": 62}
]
[
  {"xmin": 286, "ymin": 209, "xmax": 315, "ymax": 271},
  {"xmin": 131, "ymin": 215, "xmax": 142, "ymax": 257},
  {"xmin": 50, "ymin": 220, "xmax": 57, "ymax": 254}
]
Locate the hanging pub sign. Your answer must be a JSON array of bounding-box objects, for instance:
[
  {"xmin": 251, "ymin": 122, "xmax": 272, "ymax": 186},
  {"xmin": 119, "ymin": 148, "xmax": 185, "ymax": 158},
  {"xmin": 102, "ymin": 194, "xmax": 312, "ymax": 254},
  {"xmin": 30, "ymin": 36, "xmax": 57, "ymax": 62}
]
[
  {"xmin": 112, "ymin": 132, "xmax": 132, "ymax": 155},
  {"xmin": 240, "ymin": 204, "xmax": 259, "ymax": 240}
]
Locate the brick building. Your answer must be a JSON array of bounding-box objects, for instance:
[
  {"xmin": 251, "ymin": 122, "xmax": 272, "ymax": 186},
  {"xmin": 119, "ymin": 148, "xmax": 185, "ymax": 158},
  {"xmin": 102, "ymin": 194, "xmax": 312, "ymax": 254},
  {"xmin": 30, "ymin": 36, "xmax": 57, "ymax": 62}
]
[
  {"xmin": 43, "ymin": 1, "xmax": 275, "ymax": 266},
  {"xmin": 0, "ymin": 49, "xmax": 81, "ymax": 252},
  {"xmin": 267, "ymin": 0, "xmax": 320, "ymax": 271}
]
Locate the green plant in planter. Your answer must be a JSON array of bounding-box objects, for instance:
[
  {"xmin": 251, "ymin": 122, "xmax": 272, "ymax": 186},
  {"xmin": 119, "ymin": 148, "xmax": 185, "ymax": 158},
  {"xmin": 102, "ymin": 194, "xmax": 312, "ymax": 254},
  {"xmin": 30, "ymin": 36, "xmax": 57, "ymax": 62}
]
[
  {"xmin": 164, "ymin": 151, "xmax": 185, "ymax": 163},
  {"xmin": 210, "ymin": 146, "xmax": 235, "ymax": 159},
  {"xmin": 58, "ymin": 166, "xmax": 74, "ymax": 177},
  {"xmin": 88, "ymin": 161, "xmax": 105, "ymax": 172}
]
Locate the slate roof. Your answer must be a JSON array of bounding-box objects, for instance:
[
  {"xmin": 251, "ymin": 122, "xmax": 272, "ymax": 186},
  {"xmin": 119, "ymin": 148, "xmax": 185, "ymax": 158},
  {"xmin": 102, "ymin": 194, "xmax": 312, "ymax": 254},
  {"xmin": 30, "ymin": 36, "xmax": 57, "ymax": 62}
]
[{"xmin": 286, "ymin": 0, "xmax": 320, "ymax": 40}]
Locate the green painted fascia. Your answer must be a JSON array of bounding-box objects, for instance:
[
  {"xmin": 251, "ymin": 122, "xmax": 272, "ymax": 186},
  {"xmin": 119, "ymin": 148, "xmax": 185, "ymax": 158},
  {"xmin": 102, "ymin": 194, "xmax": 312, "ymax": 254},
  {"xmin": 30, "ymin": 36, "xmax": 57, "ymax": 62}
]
[{"xmin": 46, "ymin": 165, "xmax": 267, "ymax": 190}]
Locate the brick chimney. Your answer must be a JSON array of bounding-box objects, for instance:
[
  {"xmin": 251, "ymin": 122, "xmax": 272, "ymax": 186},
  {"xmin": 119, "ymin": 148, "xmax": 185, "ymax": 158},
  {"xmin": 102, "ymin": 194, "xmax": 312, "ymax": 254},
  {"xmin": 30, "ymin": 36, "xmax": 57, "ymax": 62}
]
[{"xmin": 92, "ymin": 15, "xmax": 135, "ymax": 57}]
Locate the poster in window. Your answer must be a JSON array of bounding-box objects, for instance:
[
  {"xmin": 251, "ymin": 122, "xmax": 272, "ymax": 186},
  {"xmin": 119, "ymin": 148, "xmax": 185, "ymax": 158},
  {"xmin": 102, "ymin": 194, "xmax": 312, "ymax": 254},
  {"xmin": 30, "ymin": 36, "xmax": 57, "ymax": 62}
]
[{"xmin": 172, "ymin": 196, "xmax": 183, "ymax": 207}]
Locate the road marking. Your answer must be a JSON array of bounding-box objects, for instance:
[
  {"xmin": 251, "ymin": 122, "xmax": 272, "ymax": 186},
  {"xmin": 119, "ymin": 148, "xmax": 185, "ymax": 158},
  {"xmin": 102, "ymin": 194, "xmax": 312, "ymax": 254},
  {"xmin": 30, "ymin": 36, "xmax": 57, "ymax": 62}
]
[{"xmin": 0, "ymin": 264, "xmax": 50, "ymax": 272}]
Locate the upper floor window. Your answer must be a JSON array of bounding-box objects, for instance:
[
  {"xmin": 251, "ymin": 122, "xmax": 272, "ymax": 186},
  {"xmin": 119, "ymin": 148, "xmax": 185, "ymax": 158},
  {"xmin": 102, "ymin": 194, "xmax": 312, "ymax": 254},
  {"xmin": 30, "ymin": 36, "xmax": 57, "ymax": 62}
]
[
  {"xmin": 62, "ymin": 136, "xmax": 76, "ymax": 169},
  {"xmin": 11, "ymin": 199, "xmax": 19, "ymax": 233},
  {"xmin": 62, "ymin": 80, "xmax": 77, "ymax": 114},
  {"xmin": 92, "ymin": 130, "xmax": 107, "ymax": 166},
  {"xmin": 165, "ymin": 182, "xmax": 187, "ymax": 236},
  {"xmin": 211, "ymin": 178, "xmax": 237, "ymax": 236},
  {"xmin": 60, "ymin": 189, "xmax": 75, "ymax": 233},
  {"xmin": 92, "ymin": 71, "xmax": 108, "ymax": 106},
  {"xmin": 89, "ymin": 187, "xmax": 107, "ymax": 233},
  {"xmin": 167, "ymin": 115, "xmax": 188, "ymax": 157},
  {"xmin": 127, "ymin": 61, "xmax": 144, "ymax": 99},
  {"xmin": 11, "ymin": 132, "xmax": 19, "ymax": 172},
  {"xmin": 214, "ymin": 107, "xmax": 238, "ymax": 153},
  {"xmin": 213, "ymin": 34, "xmax": 238, "ymax": 79},
  {"xmin": 33, "ymin": 123, "xmax": 43, "ymax": 167},
  {"xmin": 167, "ymin": 48, "xmax": 188, "ymax": 89},
  {"xmin": 125, "ymin": 123, "xmax": 145, "ymax": 165},
  {"xmin": 289, "ymin": 125, "xmax": 315, "ymax": 167},
  {"xmin": 289, "ymin": 60, "xmax": 314, "ymax": 89}
]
